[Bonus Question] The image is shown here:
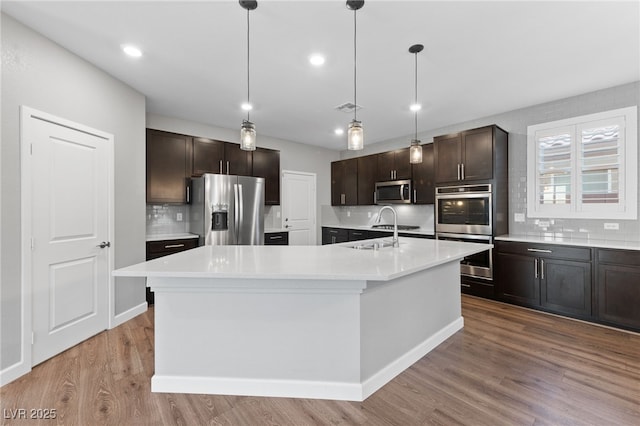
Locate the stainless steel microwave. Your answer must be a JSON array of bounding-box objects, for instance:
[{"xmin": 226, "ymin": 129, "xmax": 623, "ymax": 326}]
[{"xmin": 375, "ymin": 180, "xmax": 412, "ymax": 204}]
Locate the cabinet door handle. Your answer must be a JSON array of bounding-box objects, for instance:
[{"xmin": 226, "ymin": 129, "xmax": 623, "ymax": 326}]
[
  {"xmin": 414, "ymin": 189, "xmax": 417, "ymax": 203},
  {"xmin": 164, "ymin": 243, "xmax": 185, "ymax": 249},
  {"xmin": 540, "ymin": 259, "xmax": 545, "ymax": 280},
  {"xmin": 341, "ymin": 193, "xmax": 346, "ymax": 204},
  {"xmin": 461, "ymin": 283, "xmax": 471, "ymax": 288},
  {"xmin": 186, "ymin": 185, "xmax": 190, "ymax": 203},
  {"xmin": 219, "ymin": 160, "xmax": 223, "ymax": 174},
  {"xmin": 527, "ymin": 248, "xmax": 552, "ymax": 253},
  {"xmin": 373, "ymin": 191, "xmax": 376, "ymax": 204},
  {"xmin": 534, "ymin": 258, "xmax": 539, "ymax": 279},
  {"xmin": 461, "ymin": 163, "xmax": 465, "ymax": 180},
  {"xmin": 226, "ymin": 160, "xmax": 230, "ymax": 175},
  {"xmin": 269, "ymin": 235, "xmax": 283, "ymax": 240},
  {"xmin": 457, "ymin": 164, "xmax": 461, "ymax": 180}
]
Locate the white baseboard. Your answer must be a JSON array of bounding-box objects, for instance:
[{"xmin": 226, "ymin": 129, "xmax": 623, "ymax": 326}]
[
  {"xmin": 152, "ymin": 375, "xmax": 364, "ymax": 401},
  {"xmin": 0, "ymin": 360, "xmax": 31, "ymax": 388},
  {"xmin": 110, "ymin": 301, "xmax": 147, "ymax": 329},
  {"xmin": 361, "ymin": 316, "xmax": 464, "ymax": 400}
]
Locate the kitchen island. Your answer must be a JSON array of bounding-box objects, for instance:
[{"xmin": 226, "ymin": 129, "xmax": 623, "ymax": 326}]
[{"xmin": 113, "ymin": 237, "xmax": 489, "ymax": 401}]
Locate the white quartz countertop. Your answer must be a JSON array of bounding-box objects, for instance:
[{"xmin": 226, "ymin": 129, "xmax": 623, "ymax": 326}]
[
  {"xmin": 265, "ymin": 228, "xmax": 288, "ymax": 233},
  {"xmin": 496, "ymin": 234, "xmax": 640, "ymax": 251},
  {"xmin": 114, "ymin": 238, "xmax": 488, "ymax": 281},
  {"xmin": 146, "ymin": 233, "xmax": 199, "ymax": 242}
]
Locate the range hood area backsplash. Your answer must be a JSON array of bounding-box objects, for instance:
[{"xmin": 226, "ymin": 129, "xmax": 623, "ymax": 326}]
[{"xmin": 322, "ymin": 204, "xmax": 435, "ymax": 231}]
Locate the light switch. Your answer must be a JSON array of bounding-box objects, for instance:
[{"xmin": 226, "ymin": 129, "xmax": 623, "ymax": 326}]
[
  {"xmin": 176, "ymin": 213, "xmax": 183, "ymax": 221},
  {"xmin": 514, "ymin": 213, "xmax": 525, "ymax": 222},
  {"xmin": 604, "ymin": 222, "xmax": 619, "ymax": 230}
]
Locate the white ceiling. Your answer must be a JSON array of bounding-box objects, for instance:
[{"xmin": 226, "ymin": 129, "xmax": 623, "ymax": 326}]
[{"xmin": 2, "ymin": 1, "xmax": 639, "ymax": 151}]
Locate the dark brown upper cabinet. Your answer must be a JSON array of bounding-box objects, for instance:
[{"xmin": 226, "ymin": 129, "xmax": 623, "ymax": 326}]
[
  {"xmin": 146, "ymin": 129, "xmax": 192, "ymax": 204},
  {"xmin": 192, "ymin": 137, "xmax": 224, "ymax": 176},
  {"xmin": 191, "ymin": 138, "xmax": 251, "ymax": 177},
  {"xmin": 331, "ymin": 158, "xmax": 358, "ymax": 206},
  {"xmin": 434, "ymin": 125, "xmax": 496, "ymax": 184},
  {"xmin": 357, "ymin": 154, "xmax": 377, "ymax": 205},
  {"xmin": 251, "ymin": 147, "xmax": 280, "ymax": 205},
  {"xmin": 377, "ymin": 147, "xmax": 411, "ymax": 181},
  {"xmin": 411, "ymin": 143, "xmax": 435, "ymax": 204}
]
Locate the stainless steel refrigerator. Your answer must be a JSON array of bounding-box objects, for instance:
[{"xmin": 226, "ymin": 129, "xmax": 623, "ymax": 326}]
[{"xmin": 189, "ymin": 174, "xmax": 264, "ymax": 246}]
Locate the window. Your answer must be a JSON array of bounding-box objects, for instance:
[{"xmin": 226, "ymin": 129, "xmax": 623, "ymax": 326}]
[{"xmin": 527, "ymin": 106, "xmax": 637, "ymax": 219}]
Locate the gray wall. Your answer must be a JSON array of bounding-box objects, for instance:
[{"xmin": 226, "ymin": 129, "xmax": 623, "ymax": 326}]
[
  {"xmin": 343, "ymin": 81, "xmax": 640, "ymax": 242},
  {"xmin": 146, "ymin": 113, "xmax": 340, "ymax": 244},
  {"xmin": 1, "ymin": 14, "xmax": 146, "ymax": 370}
]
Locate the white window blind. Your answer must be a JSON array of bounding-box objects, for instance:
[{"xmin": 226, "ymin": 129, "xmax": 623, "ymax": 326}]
[{"xmin": 527, "ymin": 106, "xmax": 637, "ymax": 219}]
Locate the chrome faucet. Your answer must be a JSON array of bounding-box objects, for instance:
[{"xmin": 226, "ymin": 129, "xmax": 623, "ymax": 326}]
[{"xmin": 375, "ymin": 206, "xmax": 399, "ymax": 248}]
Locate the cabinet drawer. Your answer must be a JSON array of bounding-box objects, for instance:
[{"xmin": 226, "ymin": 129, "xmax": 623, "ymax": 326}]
[
  {"xmin": 597, "ymin": 248, "xmax": 640, "ymax": 265},
  {"xmin": 265, "ymin": 232, "xmax": 289, "ymax": 245},
  {"xmin": 495, "ymin": 241, "xmax": 591, "ymax": 262},
  {"xmin": 348, "ymin": 230, "xmax": 369, "ymax": 241},
  {"xmin": 147, "ymin": 238, "xmax": 199, "ymax": 255}
]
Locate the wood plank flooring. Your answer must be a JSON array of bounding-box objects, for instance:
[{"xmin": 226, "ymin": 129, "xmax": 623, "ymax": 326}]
[{"xmin": 2, "ymin": 295, "xmax": 639, "ymax": 425}]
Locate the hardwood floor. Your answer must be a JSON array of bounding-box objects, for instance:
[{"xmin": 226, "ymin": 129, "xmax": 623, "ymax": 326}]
[{"xmin": 2, "ymin": 295, "xmax": 639, "ymax": 425}]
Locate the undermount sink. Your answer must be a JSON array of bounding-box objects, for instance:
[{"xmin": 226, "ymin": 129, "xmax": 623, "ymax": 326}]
[{"xmin": 345, "ymin": 239, "xmax": 396, "ymax": 250}]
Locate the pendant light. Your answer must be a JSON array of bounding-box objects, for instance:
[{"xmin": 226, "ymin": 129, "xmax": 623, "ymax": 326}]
[
  {"xmin": 346, "ymin": 0, "xmax": 364, "ymax": 151},
  {"xmin": 409, "ymin": 44, "xmax": 424, "ymax": 164},
  {"xmin": 240, "ymin": 1, "xmax": 257, "ymax": 151}
]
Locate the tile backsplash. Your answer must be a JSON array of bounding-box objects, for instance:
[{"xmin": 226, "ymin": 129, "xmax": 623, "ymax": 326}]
[
  {"xmin": 322, "ymin": 204, "xmax": 435, "ymax": 231},
  {"xmin": 146, "ymin": 204, "xmax": 190, "ymax": 236}
]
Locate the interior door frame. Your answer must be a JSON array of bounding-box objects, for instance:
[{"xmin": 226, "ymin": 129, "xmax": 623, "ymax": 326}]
[
  {"xmin": 281, "ymin": 170, "xmax": 317, "ymax": 245},
  {"xmin": 19, "ymin": 106, "xmax": 115, "ymax": 375}
]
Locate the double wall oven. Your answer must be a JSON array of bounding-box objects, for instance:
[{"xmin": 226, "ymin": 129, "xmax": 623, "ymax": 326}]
[{"xmin": 436, "ymin": 184, "xmax": 493, "ymax": 280}]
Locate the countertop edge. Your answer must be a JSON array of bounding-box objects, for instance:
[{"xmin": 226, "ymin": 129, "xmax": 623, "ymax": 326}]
[{"xmin": 495, "ymin": 234, "xmax": 640, "ymax": 251}]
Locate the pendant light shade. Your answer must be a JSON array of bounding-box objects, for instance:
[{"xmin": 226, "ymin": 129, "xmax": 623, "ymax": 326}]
[
  {"xmin": 410, "ymin": 139, "xmax": 422, "ymax": 163},
  {"xmin": 240, "ymin": 120, "xmax": 256, "ymax": 151},
  {"xmin": 346, "ymin": 1, "xmax": 364, "ymax": 151},
  {"xmin": 239, "ymin": 0, "xmax": 258, "ymax": 151},
  {"xmin": 409, "ymin": 43, "xmax": 424, "ymax": 164},
  {"xmin": 347, "ymin": 120, "xmax": 363, "ymax": 150}
]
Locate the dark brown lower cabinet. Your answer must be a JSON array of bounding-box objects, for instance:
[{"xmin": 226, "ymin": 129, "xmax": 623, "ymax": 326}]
[
  {"xmin": 145, "ymin": 237, "xmax": 199, "ymax": 304},
  {"xmin": 597, "ymin": 249, "xmax": 640, "ymax": 330},
  {"xmin": 495, "ymin": 241, "xmax": 592, "ymax": 319},
  {"xmin": 322, "ymin": 227, "xmax": 349, "ymax": 245},
  {"xmin": 264, "ymin": 231, "xmax": 289, "ymax": 245}
]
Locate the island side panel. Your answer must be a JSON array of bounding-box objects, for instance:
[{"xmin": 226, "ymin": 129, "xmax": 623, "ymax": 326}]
[
  {"xmin": 151, "ymin": 277, "xmax": 366, "ymax": 400},
  {"xmin": 359, "ymin": 261, "xmax": 463, "ymax": 398}
]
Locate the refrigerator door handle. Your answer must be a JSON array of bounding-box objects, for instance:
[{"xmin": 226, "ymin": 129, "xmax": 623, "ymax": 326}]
[
  {"xmin": 234, "ymin": 184, "xmax": 240, "ymax": 242},
  {"xmin": 237, "ymin": 184, "xmax": 244, "ymax": 242}
]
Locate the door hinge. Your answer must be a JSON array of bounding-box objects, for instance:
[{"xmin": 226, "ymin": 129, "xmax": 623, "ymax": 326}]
[
  {"xmin": 30, "ymin": 143, "xmax": 33, "ymax": 155},
  {"xmin": 31, "ymin": 332, "xmax": 35, "ymax": 345}
]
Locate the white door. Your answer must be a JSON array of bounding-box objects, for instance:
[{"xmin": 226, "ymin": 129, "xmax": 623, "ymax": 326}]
[
  {"xmin": 282, "ymin": 171, "xmax": 316, "ymax": 245},
  {"xmin": 24, "ymin": 109, "xmax": 112, "ymax": 365}
]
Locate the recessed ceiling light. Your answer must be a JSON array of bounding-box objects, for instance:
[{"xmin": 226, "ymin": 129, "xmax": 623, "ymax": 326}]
[
  {"xmin": 334, "ymin": 128, "xmax": 344, "ymax": 135},
  {"xmin": 309, "ymin": 54, "xmax": 326, "ymax": 67},
  {"xmin": 410, "ymin": 103, "xmax": 422, "ymax": 112},
  {"xmin": 122, "ymin": 44, "xmax": 142, "ymax": 58},
  {"xmin": 241, "ymin": 102, "xmax": 253, "ymax": 111}
]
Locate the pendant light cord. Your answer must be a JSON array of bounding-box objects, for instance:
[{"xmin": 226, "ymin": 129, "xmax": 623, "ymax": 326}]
[
  {"xmin": 353, "ymin": 8, "xmax": 357, "ymax": 122},
  {"xmin": 414, "ymin": 51, "xmax": 418, "ymax": 140},
  {"xmin": 246, "ymin": 8, "xmax": 251, "ymax": 122}
]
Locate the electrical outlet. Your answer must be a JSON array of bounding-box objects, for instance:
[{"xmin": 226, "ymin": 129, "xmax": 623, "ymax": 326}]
[
  {"xmin": 368, "ymin": 212, "xmax": 372, "ymax": 218},
  {"xmin": 276, "ymin": 211, "xmax": 281, "ymax": 218},
  {"xmin": 514, "ymin": 213, "xmax": 525, "ymax": 223},
  {"xmin": 347, "ymin": 211, "xmax": 351, "ymax": 217},
  {"xmin": 538, "ymin": 220, "xmax": 550, "ymax": 228},
  {"xmin": 176, "ymin": 213, "xmax": 183, "ymax": 221},
  {"xmin": 604, "ymin": 222, "xmax": 619, "ymax": 230}
]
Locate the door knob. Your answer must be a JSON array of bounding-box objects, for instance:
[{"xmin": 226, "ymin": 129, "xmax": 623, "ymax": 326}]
[{"xmin": 97, "ymin": 241, "xmax": 111, "ymax": 249}]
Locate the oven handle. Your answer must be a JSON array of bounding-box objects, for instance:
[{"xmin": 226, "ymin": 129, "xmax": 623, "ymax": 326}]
[
  {"xmin": 436, "ymin": 233, "xmax": 492, "ymax": 242},
  {"xmin": 435, "ymin": 192, "xmax": 492, "ymax": 200}
]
